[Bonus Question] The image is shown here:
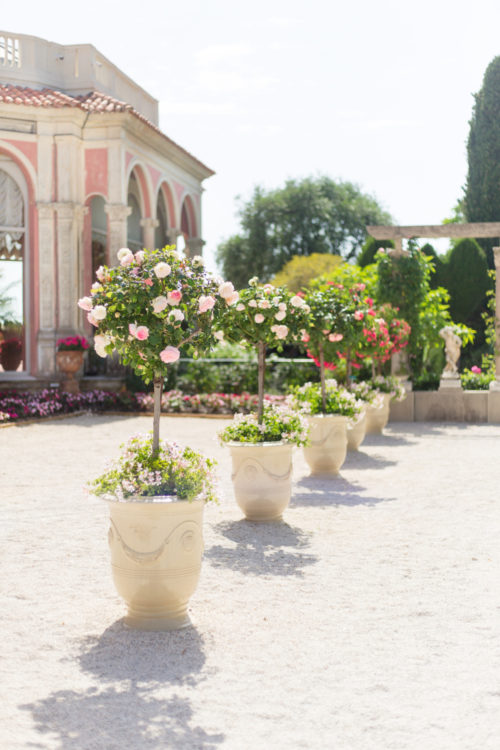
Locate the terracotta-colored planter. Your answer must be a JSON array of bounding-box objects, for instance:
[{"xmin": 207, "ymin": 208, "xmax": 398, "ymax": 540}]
[
  {"xmin": 347, "ymin": 410, "xmax": 367, "ymax": 451},
  {"xmin": 56, "ymin": 350, "xmax": 84, "ymax": 393},
  {"xmin": 0, "ymin": 344, "xmax": 23, "ymax": 371},
  {"xmin": 229, "ymin": 441, "xmax": 293, "ymax": 521},
  {"xmin": 106, "ymin": 496, "xmax": 204, "ymax": 631},
  {"xmin": 303, "ymin": 414, "xmax": 347, "ymax": 475},
  {"xmin": 365, "ymin": 393, "xmax": 391, "ymax": 434}
]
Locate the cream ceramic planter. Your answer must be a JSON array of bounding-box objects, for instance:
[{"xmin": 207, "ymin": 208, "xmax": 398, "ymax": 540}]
[
  {"xmin": 303, "ymin": 414, "xmax": 348, "ymax": 475},
  {"xmin": 229, "ymin": 441, "xmax": 293, "ymax": 521},
  {"xmin": 347, "ymin": 410, "xmax": 367, "ymax": 451},
  {"xmin": 106, "ymin": 496, "xmax": 204, "ymax": 631},
  {"xmin": 365, "ymin": 393, "xmax": 391, "ymax": 434}
]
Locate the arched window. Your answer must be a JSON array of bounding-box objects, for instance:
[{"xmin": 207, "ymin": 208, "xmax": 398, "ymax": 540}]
[
  {"xmin": 90, "ymin": 196, "xmax": 107, "ymax": 276},
  {"xmin": 127, "ymin": 172, "xmax": 143, "ymax": 252},
  {"xmin": 0, "ymin": 165, "xmax": 26, "ymax": 372}
]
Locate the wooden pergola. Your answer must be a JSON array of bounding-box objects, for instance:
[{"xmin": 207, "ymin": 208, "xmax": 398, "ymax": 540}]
[{"xmin": 366, "ymin": 222, "xmax": 500, "ymax": 384}]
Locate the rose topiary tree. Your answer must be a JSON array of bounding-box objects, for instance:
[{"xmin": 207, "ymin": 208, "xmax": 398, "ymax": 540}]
[
  {"xmin": 218, "ymin": 277, "xmax": 309, "ymax": 422},
  {"xmin": 301, "ymin": 283, "xmax": 367, "ymax": 411},
  {"xmin": 78, "ymin": 246, "xmax": 238, "ymax": 453}
]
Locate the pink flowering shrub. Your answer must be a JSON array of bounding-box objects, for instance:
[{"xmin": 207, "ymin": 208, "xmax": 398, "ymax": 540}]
[{"xmin": 79, "ymin": 247, "xmax": 235, "ymax": 384}]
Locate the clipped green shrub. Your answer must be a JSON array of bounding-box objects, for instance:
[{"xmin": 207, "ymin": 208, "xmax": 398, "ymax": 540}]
[
  {"xmin": 357, "ymin": 236, "xmax": 394, "ymax": 268},
  {"xmin": 445, "ymin": 238, "xmax": 491, "ymax": 324},
  {"xmin": 421, "ymin": 243, "xmax": 445, "ymax": 288}
]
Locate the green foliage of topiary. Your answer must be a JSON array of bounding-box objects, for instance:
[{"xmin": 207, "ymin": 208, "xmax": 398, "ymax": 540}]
[
  {"xmin": 420, "ymin": 243, "xmax": 446, "ymax": 288},
  {"xmin": 445, "ymin": 238, "xmax": 491, "ymax": 324},
  {"xmin": 357, "ymin": 236, "xmax": 394, "ymax": 268}
]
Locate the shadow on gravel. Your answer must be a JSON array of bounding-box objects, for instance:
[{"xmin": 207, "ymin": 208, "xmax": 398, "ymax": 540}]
[
  {"xmin": 205, "ymin": 519, "xmax": 317, "ymax": 577},
  {"xmin": 343, "ymin": 450, "xmax": 397, "ymax": 470},
  {"xmin": 292, "ymin": 475, "xmax": 394, "ymax": 509},
  {"xmin": 20, "ymin": 622, "xmax": 224, "ymax": 750},
  {"xmin": 361, "ymin": 433, "xmax": 416, "ymax": 447}
]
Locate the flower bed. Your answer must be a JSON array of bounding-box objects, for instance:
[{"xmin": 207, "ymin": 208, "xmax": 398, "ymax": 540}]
[{"xmin": 0, "ymin": 388, "xmax": 285, "ymax": 423}]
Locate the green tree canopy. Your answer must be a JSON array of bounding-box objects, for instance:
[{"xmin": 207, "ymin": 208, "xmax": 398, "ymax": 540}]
[
  {"xmin": 216, "ymin": 177, "xmax": 392, "ymax": 288},
  {"xmin": 464, "ymin": 56, "xmax": 500, "ymax": 267}
]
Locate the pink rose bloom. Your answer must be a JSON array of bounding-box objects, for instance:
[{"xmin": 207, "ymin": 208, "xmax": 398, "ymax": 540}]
[
  {"xmin": 254, "ymin": 313, "xmax": 265, "ymax": 323},
  {"xmin": 271, "ymin": 324, "xmax": 289, "ymax": 340},
  {"xmin": 118, "ymin": 249, "xmax": 134, "ymax": 266},
  {"xmin": 275, "ymin": 310, "xmax": 286, "ymax": 321},
  {"xmin": 471, "ymin": 366, "xmax": 482, "ymax": 374},
  {"xmin": 167, "ymin": 290, "xmax": 182, "ymax": 305},
  {"xmin": 301, "ymin": 332, "xmax": 310, "ymax": 343},
  {"xmin": 354, "ymin": 310, "xmax": 364, "ymax": 321},
  {"xmin": 198, "ymin": 295, "xmax": 216, "ymax": 313},
  {"xmin": 263, "ymin": 284, "xmax": 274, "ymax": 293},
  {"xmin": 129, "ymin": 323, "xmax": 138, "ymax": 337},
  {"xmin": 144, "ymin": 278, "xmax": 153, "ymax": 287},
  {"xmin": 135, "ymin": 251, "xmax": 145, "ymax": 264},
  {"xmin": 225, "ymin": 291, "xmax": 239, "ymax": 305},
  {"xmin": 87, "ymin": 312, "xmax": 99, "ymax": 327},
  {"xmin": 160, "ymin": 346, "xmax": 180, "ymax": 363},
  {"xmin": 248, "ymin": 300, "xmax": 257, "ymax": 308},
  {"xmin": 78, "ymin": 296, "xmax": 93, "ymax": 312},
  {"xmin": 135, "ymin": 326, "xmax": 149, "ymax": 340},
  {"xmin": 259, "ymin": 299, "xmax": 271, "ymax": 309},
  {"xmin": 290, "ymin": 295, "xmax": 304, "ymax": 308},
  {"xmin": 95, "ymin": 266, "xmax": 108, "ymax": 282},
  {"xmin": 236, "ymin": 303, "xmax": 245, "ymax": 311},
  {"xmin": 329, "ymin": 333, "xmax": 343, "ymax": 342}
]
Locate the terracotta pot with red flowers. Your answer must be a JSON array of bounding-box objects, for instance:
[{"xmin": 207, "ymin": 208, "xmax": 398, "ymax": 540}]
[{"xmin": 56, "ymin": 335, "xmax": 89, "ymax": 393}]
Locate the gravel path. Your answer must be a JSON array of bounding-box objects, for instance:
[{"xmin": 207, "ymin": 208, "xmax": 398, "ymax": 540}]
[{"xmin": 2, "ymin": 414, "xmax": 500, "ymax": 750}]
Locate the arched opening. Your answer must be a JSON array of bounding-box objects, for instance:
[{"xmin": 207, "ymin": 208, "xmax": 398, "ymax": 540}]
[
  {"xmin": 155, "ymin": 189, "xmax": 169, "ymax": 249},
  {"xmin": 0, "ymin": 161, "xmax": 26, "ymax": 373},
  {"xmin": 90, "ymin": 196, "xmax": 107, "ymax": 276},
  {"xmin": 127, "ymin": 171, "xmax": 143, "ymax": 252}
]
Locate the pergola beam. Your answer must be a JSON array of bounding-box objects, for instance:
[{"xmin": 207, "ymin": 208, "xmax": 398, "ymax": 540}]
[{"xmin": 367, "ymin": 222, "xmax": 500, "ymax": 240}]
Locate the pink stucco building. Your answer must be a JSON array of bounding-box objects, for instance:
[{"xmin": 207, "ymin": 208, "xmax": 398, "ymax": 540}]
[{"xmin": 0, "ymin": 31, "xmax": 214, "ymax": 383}]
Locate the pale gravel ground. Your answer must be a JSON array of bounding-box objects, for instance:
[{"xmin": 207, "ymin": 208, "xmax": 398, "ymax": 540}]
[{"xmin": 1, "ymin": 414, "xmax": 500, "ymax": 750}]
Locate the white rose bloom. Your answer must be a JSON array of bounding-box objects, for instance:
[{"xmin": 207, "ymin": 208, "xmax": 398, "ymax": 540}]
[
  {"xmin": 290, "ymin": 295, "xmax": 304, "ymax": 307},
  {"xmin": 152, "ymin": 295, "xmax": 168, "ymax": 313},
  {"xmin": 225, "ymin": 291, "xmax": 239, "ymax": 306},
  {"xmin": 275, "ymin": 310, "xmax": 286, "ymax": 321},
  {"xmin": 94, "ymin": 333, "xmax": 111, "ymax": 358},
  {"xmin": 259, "ymin": 299, "xmax": 270, "ymax": 309},
  {"xmin": 153, "ymin": 262, "xmax": 171, "ymax": 278},
  {"xmin": 214, "ymin": 330, "xmax": 224, "ymax": 341},
  {"xmin": 236, "ymin": 303, "xmax": 245, "ymax": 312},
  {"xmin": 169, "ymin": 309, "xmax": 184, "ymax": 322},
  {"xmin": 271, "ymin": 324, "xmax": 289, "ymax": 340},
  {"xmin": 169, "ymin": 250, "xmax": 180, "ymax": 261},
  {"xmin": 218, "ymin": 281, "xmax": 235, "ymax": 299},
  {"xmin": 278, "ymin": 302, "xmax": 287, "ymax": 311},
  {"xmin": 248, "ymin": 276, "xmax": 259, "ymax": 287},
  {"xmin": 192, "ymin": 255, "xmax": 204, "ymax": 266},
  {"xmin": 92, "ymin": 305, "xmax": 107, "ymax": 320},
  {"xmin": 117, "ymin": 247, "xmax": 132, "ymax": 261},
  {"xmin": 248, "ymin": 300, "xmax": 257, "ymax": 308}
]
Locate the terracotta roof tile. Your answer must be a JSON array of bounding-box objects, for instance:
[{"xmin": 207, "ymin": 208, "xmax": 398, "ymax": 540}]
[{"xmin": 0, "ymin": 84, "xmax": 214, "ymax": 176}]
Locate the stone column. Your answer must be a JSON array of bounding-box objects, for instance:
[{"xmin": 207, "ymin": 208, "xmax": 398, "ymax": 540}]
[
  {"xmin": 36, "ymin": 203, "xmax": 57, "ymax": 374},
  {"xmin": 166, "ymin": 227, "xmax": 181, "ymax": 247},
  {"xmin": 186, "ymin": 237, "xmax": 205, "ymax": 259},
  {"xmin": 105, "ymin": 203, "xmax": 131, "ymax": 258},
  {"xmin": 140, "ymin": 217, "xmax": 159, "ymax": 251},
  {"xmin": 55, "ymin": 202, "xmax": 80, "ymax": 334}
]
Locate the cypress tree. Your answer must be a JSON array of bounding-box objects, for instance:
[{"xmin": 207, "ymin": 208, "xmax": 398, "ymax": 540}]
[{"xmin": 464, "ymin": 57, "xmax": 500, "ymax": 268}]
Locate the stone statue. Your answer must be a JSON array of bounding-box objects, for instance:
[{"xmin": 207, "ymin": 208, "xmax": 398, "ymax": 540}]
[{"xmin": 440, "ymin": 326, "xmax": 461, "ymax": 377}]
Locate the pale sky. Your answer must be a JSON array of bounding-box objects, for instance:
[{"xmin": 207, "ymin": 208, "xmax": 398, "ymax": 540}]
[{"xmin": 3, "ymin": 0, "xmax": 500, "ymax": 270}]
